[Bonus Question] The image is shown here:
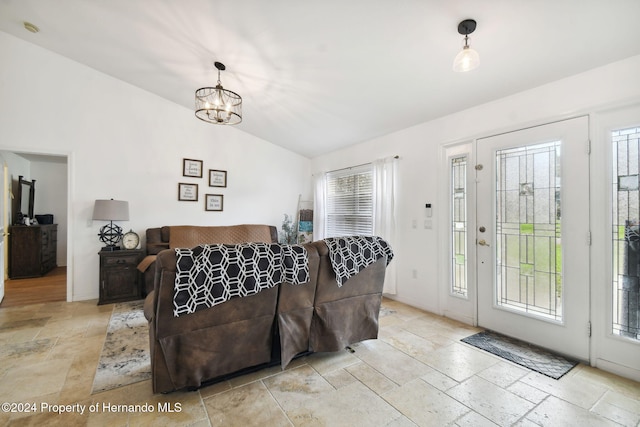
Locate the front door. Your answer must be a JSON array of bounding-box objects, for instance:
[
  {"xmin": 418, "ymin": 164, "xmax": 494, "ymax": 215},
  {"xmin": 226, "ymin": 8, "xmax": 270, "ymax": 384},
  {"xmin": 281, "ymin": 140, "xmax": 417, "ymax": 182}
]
[{"xmin": 476, "ymin": 116, "xmax": 590, "ymax": 361}]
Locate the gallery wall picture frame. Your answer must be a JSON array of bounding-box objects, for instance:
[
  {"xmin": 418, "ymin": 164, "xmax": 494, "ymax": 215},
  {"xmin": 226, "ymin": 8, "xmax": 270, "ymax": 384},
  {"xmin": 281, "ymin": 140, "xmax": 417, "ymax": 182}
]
[
  {"xmin": 183, "ymin": 158, "xmax": 203, "ymax": 178},
  {"xmin": 209, "ymin": 169, "xmax": 227, "ymax": 187},
  {"xmin": 178, "ymin": 183, "xmax": 199, "ymax": 201},
  {"xmin": 205, "ymin": 194, "xmax": 224, "ymax": 211}
]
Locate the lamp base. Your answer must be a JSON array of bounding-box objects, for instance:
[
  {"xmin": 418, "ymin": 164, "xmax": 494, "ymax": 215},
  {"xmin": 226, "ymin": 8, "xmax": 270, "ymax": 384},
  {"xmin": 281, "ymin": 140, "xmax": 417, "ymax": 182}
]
[{"xmin": 98, "ymin": 221, "xmax": 123, "ymax": 249}]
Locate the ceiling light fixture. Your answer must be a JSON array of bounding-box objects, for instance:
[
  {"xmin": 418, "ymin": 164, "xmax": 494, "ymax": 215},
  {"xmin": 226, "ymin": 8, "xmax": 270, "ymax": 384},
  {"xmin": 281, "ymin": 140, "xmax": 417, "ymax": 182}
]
[
  {"xmin": 195, "ymin": 61, "xmax": 242, "ymax": 125},
  {"xmin": 453, "ymin": 19, "xmax": 479, "ymax": 72}
]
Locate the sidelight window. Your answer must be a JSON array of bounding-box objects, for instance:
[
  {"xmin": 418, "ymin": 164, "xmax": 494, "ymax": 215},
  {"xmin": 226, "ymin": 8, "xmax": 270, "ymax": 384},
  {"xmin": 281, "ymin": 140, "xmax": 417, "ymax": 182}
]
[
  {"xmin": 612, "ymin": 125, "xmax": 640, "ymax": 340},
  {"xmin": 451, "ymin": 156, "xmax": 468, "ymax": 297}
]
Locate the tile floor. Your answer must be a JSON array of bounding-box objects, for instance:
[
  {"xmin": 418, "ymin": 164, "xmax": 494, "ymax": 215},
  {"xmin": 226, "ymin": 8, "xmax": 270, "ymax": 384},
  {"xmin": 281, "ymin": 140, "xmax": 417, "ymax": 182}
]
[{"xmin": 0, "ymin": 298, "xmax": 638, "ymax": 426}]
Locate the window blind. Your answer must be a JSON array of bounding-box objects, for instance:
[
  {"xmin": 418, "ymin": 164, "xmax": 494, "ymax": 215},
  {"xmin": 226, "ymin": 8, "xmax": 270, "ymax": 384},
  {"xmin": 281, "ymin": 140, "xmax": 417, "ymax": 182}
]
[{"xmin": 325, "ymin": 163, "xmax": 374, "ymax": 237}]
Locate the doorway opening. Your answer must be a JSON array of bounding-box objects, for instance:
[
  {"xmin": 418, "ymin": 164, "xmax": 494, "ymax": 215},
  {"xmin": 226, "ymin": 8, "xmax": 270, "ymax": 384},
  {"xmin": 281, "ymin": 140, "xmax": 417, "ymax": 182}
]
[{"xmin": 0, "ymin": 151, "xmax": 69, "ymax": 308}]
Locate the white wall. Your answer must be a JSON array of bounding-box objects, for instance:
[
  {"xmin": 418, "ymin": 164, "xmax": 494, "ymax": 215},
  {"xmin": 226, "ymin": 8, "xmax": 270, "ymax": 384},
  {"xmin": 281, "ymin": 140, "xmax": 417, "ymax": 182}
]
[
  {"xmin": 0, "ymin": 31, "xmax": 311, "ymax": 301},
  {"xmin": 311, "ymin": 54, "xmax": 640, "ymax": 314}
]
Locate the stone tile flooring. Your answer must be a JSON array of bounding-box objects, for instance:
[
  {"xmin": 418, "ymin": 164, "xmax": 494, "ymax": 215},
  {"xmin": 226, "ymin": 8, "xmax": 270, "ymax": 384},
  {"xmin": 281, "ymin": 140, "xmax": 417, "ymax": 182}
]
[{"xmin": 0, "ymin": 298, "xmax": 638, "ymax": 426}]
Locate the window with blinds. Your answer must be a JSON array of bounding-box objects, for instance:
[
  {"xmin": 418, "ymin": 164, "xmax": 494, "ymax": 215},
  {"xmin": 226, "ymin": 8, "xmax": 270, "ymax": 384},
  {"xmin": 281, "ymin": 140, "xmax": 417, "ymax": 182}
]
[{"xmin": 325, "ymin": 164, "xmax": 374, "ymax": 237}]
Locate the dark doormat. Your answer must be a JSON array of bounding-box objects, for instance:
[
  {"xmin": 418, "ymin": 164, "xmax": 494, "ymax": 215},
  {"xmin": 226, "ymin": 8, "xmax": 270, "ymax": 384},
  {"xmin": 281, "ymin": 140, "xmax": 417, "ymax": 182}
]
[{"xmin": 461, "ymin": 330, "xmax": 578, "ymax": 379}]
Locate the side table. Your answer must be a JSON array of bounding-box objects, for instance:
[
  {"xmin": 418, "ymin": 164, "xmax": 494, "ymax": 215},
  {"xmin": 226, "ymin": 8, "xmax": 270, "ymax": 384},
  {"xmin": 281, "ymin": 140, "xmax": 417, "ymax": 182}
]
[{"xmin": 98, "ymin": 249, "xmax": 144, "ymax": 305}]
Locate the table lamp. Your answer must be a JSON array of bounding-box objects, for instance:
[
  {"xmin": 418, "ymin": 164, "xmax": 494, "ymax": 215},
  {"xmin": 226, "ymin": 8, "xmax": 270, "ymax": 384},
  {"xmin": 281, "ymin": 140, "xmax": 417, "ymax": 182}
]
[{"xmin": 92, "ymin": 199, "xmax": 129, "ymax": 251}]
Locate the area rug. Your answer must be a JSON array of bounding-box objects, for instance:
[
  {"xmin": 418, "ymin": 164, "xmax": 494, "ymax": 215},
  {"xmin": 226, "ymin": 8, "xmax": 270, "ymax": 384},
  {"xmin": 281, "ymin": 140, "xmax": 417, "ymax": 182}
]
[
  {"xmin": 461, "ymin": 330, "xmax": 578, "ymax": 379},
  {"xmin": 91, "ymin": 300, "xmax": 151, "ymax": 394}
]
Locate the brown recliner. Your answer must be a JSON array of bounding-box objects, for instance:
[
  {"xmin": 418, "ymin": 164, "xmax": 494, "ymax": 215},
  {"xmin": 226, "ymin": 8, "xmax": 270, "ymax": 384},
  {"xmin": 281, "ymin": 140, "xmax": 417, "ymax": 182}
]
[
  {"xmin": 309, "ymin": 240, "xmax": 386, "ymax": 353},
  {"xmin": 144, "ymin": 250, "xmax": 279, "ymax": 392}
]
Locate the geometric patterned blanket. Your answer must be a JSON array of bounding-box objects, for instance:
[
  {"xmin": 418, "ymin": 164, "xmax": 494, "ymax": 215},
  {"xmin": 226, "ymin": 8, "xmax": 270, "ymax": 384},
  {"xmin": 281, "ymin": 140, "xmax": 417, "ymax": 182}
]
[
  {"xmin": 173, "ymin": 243, "xmax": 309, "ymax": 317},
  {"xmin": 323, "ymin": 236, "xmax": 394, "ymax": 287}
]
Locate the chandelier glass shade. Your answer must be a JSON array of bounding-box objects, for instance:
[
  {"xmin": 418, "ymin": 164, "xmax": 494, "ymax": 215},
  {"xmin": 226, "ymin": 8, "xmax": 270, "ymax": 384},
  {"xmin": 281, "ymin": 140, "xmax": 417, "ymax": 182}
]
[
  {"xmin": 195, "ymin": 62, "xmax": 242, "ymax": 125},
  {"xmin": 453, "ymin": 40, "xmax": 480, "ymax": 72},
  {"xmin": 453, "ymin": 19, "xmax": 479, "ymax": 73}
]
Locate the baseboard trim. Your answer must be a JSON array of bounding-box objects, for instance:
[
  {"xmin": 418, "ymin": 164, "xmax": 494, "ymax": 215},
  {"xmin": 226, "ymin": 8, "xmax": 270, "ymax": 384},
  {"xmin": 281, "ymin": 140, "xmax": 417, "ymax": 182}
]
[
  {"xmin": 594, "ymin": 358, "xmax": 640, "ymax": 382},
  {"xmin": 442, "ymin": 310, "xmax": 475, "ymax": 327}
]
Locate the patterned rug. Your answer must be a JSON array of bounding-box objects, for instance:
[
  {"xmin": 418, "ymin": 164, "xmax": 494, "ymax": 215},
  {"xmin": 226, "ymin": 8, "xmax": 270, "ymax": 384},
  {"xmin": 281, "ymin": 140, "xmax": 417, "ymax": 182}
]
[
  {"xmin": 461, "ymin": 330, "xmax": 578, "ymax": 379},
  {"xmin": 91, "ymin": 300, "xmax": 151, "ymax": 394}
]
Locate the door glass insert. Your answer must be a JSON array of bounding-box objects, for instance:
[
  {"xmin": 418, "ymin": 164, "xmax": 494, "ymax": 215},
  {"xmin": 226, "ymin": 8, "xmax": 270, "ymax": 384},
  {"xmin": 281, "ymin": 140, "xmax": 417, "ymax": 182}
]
[
  {"xmin": 612, "ymin": 125, "xmax": 640, "ymax": 340},
  {"xmin": 451, "ymin": 156, "xmax": 467, "ymax": 297},
  {"xmin": 495, "ymin": 141, "xmax": 562, "ymax": 321}
]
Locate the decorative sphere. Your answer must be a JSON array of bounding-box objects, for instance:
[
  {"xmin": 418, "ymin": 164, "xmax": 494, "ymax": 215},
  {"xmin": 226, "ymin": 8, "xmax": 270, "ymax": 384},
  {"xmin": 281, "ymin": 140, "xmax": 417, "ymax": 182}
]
[{"xmin": 98, "ymin": 223, "xmax": 123, "ymax": 246}]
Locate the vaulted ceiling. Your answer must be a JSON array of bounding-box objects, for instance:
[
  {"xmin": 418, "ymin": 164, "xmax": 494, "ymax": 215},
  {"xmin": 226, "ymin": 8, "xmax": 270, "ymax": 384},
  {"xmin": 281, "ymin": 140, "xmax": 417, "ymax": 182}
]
[{"xmin": 2, "ymin": 1, "xmax": 639, "ymax": 158}]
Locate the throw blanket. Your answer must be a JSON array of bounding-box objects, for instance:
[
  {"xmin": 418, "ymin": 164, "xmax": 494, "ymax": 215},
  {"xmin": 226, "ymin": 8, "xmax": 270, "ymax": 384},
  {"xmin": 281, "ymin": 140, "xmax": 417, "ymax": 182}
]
[
  {"xmin": 324, "ymin": 236, "xmax": 394, "ymax": 287},
  {"xmin": 174, "ymin": 243, "xmax": 309, "ymax": 317}
]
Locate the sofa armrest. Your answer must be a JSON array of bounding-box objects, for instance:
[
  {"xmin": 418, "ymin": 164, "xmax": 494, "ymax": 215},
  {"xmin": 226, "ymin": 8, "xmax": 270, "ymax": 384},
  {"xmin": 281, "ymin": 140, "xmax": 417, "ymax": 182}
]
[
  {"xmin": 143, "ymin": 290, "xmax": 155, "ymax": 322},
  {"xmin": 277, "ymin": 243, "xmax": 319, "ymax": 367},
  {"xmin": 146, "ymin": 227, "xmax": 169, "ymax": 255}
]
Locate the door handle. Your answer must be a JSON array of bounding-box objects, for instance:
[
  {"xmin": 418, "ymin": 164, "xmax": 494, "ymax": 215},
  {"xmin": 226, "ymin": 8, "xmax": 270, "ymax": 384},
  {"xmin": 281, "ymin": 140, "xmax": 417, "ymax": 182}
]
[{"xmin": 478, "ymin": 239, "xmax": 490, "ymax": 247}]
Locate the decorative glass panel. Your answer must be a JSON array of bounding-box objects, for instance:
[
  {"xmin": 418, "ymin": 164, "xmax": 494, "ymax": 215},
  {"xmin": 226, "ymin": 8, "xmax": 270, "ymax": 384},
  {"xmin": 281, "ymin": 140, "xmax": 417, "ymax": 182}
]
[
  {"xmin": 612, "ymin": 125, "xmax": 640, "ymax": 340},
  {"xmin": 451, "ymin": 156, "xmax": 467, "ymax": 297},
  {"xmin": 495, "ymin": 141, "xmax": 562, "ymax": 320}
]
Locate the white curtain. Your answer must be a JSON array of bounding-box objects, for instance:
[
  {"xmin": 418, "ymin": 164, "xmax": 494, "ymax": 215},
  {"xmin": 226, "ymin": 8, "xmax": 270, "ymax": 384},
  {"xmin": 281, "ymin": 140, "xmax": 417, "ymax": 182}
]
[
  {"xmin": 373, "ymin": 156, "xmax": 398, "ymax": 294},
  {"xmin": 312, "ymin": 172, "xmax": 326, "ymax": 241}
]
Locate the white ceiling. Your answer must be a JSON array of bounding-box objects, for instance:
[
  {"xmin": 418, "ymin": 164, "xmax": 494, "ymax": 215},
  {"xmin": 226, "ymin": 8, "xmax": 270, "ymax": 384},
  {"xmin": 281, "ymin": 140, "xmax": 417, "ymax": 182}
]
[{"xmin": 1, "ymin": 1, "xmax": 639, "ymax": 158}]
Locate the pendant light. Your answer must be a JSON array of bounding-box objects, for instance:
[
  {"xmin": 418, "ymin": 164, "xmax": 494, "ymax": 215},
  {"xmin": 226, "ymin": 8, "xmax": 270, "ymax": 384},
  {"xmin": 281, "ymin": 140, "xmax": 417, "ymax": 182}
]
[
  {"xmin": 453, "ymin": 19, "xmax": 480, "ymax": 73},
  {"xmin": 195, "ymin": 61, "xmax": 242, "ymax": 125}
]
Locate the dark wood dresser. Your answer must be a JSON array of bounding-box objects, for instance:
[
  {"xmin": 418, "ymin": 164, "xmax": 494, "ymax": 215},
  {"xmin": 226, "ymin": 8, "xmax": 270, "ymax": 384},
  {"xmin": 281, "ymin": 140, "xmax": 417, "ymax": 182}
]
[{"xmin": 9, "ymin": 224, "xmax": 58, "ymax": 279}]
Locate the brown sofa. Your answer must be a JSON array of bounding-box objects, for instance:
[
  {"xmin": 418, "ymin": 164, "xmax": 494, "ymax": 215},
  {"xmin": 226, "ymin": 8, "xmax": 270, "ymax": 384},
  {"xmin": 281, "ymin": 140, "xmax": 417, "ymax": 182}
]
[{"xmin": 142, "ymin": 224, "xmax": 388, "ymax": 393}]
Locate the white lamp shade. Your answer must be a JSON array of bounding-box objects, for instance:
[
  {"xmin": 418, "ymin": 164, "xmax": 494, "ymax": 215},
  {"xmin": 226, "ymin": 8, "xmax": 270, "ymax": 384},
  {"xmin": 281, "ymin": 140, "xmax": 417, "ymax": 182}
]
[
  {"xmin": 453, "ymin": 46, "xmax": 480, "ymax": 72},
  {"xmin": 92, "ymin": 199, "xmax": 129, "ymax": 221}
]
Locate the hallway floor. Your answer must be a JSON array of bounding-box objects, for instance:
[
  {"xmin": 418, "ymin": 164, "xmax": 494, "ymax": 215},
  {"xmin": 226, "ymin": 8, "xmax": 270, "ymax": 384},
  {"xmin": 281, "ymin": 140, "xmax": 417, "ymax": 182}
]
[
  {"xmin": 0, "ymin": 298, "xmax": 638, "ymax": 426},
  {"xmin": 0, "ymin": 267, "xmax": 66, "ymax": 308}
]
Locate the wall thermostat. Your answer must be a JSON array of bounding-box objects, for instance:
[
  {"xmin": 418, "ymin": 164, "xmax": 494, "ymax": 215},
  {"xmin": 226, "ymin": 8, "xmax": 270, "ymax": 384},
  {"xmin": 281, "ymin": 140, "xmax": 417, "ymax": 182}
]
[{"xmin": 425, "ymin": 203, "xmax": 432, "ymax": 217}]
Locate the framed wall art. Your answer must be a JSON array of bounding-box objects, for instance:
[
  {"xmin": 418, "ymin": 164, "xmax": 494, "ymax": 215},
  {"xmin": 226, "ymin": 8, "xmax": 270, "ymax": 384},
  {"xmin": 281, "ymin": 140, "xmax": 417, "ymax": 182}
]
[
  {"xmin": 178, "ymin": 183, "xmax": 198, "ymax": 201},
  {"xmin": 205, "ymin": 194, "xmax": 224, "ymax": 211},
  {"xmin": 209, "ymin": 169, "xmax": 227, "ymax": 187},
  {"xmin": 183, "ymin": 158, "xmax": 203, "ymax": 178}
]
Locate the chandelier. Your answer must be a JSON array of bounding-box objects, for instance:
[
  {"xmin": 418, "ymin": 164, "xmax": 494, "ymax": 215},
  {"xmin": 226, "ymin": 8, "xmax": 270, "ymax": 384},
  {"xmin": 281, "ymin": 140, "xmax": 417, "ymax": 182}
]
[{"xmin": 195, "ymin": 61, "xmax": 242, "ymax": 125}]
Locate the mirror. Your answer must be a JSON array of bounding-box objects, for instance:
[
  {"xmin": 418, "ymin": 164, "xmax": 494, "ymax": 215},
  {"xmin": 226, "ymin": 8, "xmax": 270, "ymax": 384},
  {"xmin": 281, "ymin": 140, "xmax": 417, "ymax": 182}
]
[{"xmin": 16, "ymin": 175, "xmax": 35, "ymax": 224}]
